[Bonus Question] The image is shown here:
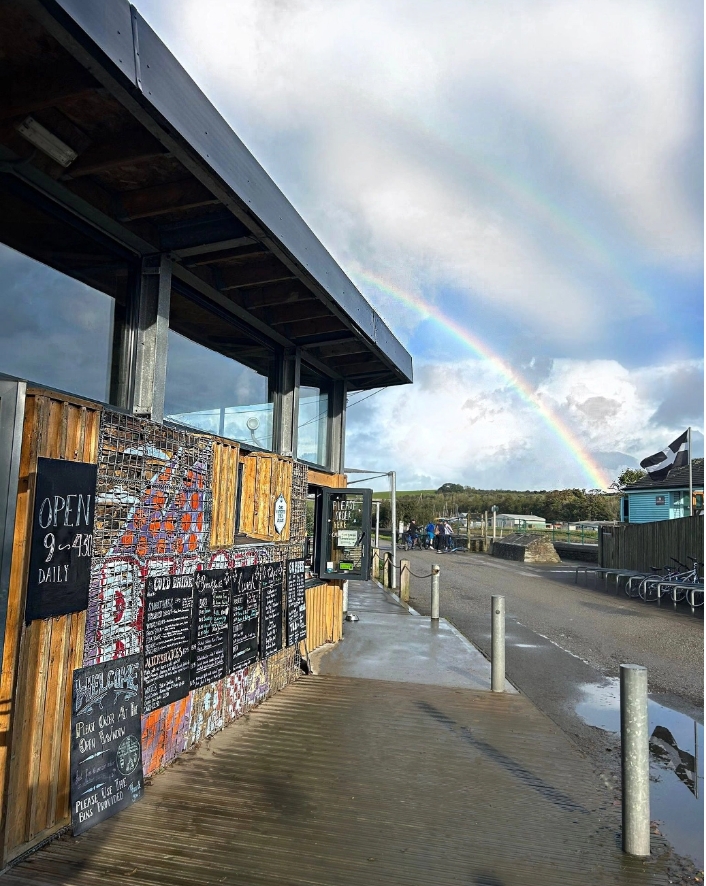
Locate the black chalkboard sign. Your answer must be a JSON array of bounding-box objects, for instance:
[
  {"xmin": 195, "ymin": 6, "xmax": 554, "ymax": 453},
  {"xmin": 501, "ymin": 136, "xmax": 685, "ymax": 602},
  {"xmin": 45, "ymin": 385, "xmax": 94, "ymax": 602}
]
[
  {"xmin": 70, "ymin": 654, "xmax": 143, "ymax": 835},
  {"xmin": 230, "ymin": 565, "xmax": 260, "ymax": 671},
  {"xmin": 26, "ymin": 457, "xmax": 97, "ymax": 623},
  {"xmin": 143, "ymin": 574, "xmax": 194, "ymax": 714},
  {"xmin": 259, "ymin": 561, "xmax": 284, "ymax": 659},
  {"xmin": 191, "ymin": 569, "xmax": 230, "ymax": 689},
  {"xmin": 286, "ymin": 559, "xmax": 307, "ymax": 646}
]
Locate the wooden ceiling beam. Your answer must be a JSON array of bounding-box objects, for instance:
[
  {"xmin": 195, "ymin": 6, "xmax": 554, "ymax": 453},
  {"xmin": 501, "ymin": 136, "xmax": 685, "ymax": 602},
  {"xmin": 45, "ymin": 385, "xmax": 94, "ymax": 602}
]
[
  {"xmin": 218, "ymin": 256, "xmax": 297, "ymax": 290},
  {"xmin": 118, "ymin": 178, "xmax": 219, "ymax": 221},
  {"xmin": 0, "ymin": 62, "xmax": 98, "ymax": 122},
  {"xmin": 61, "ymin": 129, "xmax": 168, "ymax": 179},
  {"xmin": 182, "ymin": 243, "xmax": 269, "ymax": 267},
  {"xmin": 306, "ymin": 341, "xmax": 368, "ymax": 357}
]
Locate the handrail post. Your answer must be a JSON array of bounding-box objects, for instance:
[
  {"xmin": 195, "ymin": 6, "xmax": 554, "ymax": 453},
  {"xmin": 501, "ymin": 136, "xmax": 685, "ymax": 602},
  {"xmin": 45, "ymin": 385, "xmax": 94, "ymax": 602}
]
[
  {"xmin": 431, "ymin": 564, "xmax": 440, "ymax": 621},
  {"xmin": 400, "ymin": 559, "xmax": 410, "ymax": 603}
]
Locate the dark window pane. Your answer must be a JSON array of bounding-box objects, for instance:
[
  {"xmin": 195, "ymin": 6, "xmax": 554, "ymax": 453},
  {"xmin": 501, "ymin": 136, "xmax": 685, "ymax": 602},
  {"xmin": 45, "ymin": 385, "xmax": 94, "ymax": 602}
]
[
  {"xmin": 0, "ymin": 243, "xmax": 115, "ymax": 401},
  {"xmin": 164, "ymin": 288, "xmax": 275, "ymax": 448},
  {"xmin": 297, "ymin": 383, "xmax": 329, "ymax": 466}
]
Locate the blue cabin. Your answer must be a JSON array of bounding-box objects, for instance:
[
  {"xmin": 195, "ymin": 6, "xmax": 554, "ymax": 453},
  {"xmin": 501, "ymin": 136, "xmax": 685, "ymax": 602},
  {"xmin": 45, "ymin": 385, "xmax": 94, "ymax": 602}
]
[{"xmin": 621, "ymin": 459, "xmax": 704, "ymax": 523}]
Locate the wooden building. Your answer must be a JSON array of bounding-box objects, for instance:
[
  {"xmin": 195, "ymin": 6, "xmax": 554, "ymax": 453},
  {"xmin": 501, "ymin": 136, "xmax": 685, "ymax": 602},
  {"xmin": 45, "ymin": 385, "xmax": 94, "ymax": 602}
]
[
  {"xmin": 620, "ymin": 460, "xmax": 704, "ymax": 523},
  {"xmin": 0, "ymin": 0, "xmax": 412, "ymax": 867}
]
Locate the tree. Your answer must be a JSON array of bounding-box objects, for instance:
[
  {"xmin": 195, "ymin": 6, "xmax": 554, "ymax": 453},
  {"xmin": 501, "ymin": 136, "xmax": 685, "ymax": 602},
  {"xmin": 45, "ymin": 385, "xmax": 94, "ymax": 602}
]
[
  {"xmin": 610, "ymin": 468, "xmax": 647, "ymax": 491},
  {"xmin": 437, "ymin": 483, "xmax": 464, "ymax": 493}
]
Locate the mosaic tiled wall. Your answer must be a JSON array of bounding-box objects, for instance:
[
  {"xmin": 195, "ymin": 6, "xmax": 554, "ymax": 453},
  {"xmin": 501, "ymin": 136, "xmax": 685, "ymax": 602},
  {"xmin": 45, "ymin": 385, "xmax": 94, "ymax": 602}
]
[{"xmin": 84, "ymin": 409, "xmax": 310, "ymax": 778}]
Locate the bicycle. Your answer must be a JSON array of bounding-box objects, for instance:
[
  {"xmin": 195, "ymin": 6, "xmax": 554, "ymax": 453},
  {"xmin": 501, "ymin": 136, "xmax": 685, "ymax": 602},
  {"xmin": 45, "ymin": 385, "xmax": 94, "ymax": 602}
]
[{"xmin": 638, "ymin": 556, "xmax": 703, "ymax": 603}]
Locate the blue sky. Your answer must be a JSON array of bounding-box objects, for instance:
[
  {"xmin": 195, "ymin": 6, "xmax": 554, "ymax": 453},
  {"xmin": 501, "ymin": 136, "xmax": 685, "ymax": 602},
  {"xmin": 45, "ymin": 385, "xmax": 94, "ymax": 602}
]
[
  {"xmin": 136, "ymin": 0, "xmax": 702, "ymax": 489},
  {"xmin": 1, "ymin": 0, "xmax": 700, "ymax": 492}
]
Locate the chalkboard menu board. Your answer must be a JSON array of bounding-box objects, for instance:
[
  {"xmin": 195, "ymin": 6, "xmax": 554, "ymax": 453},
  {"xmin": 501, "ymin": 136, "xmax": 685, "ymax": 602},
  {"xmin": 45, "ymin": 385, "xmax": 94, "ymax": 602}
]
[
  {"xmin": 143, "ymin": 574, "xmax": 194, "ymax": 714},
  {"xmin": 191, "ymin": 569, "xmax": 230, "ymax": 689},
  {"xmin": 70, "ymin": 654, "xmax": 143, "ymax": 835},
  {"xmin": 259, "ymin": 562, "xmax": 284, "ymax": 659},
  {"xmin": 26, "ymin": 457, "xmax": 97, "ymax": 623},
  {"xmin": 231, "ymin": 565, "xmax": 260, "ymax": 671},
  {"xmin": 286, "ymin": 559, "xmax": 307, "ymax": 646}
]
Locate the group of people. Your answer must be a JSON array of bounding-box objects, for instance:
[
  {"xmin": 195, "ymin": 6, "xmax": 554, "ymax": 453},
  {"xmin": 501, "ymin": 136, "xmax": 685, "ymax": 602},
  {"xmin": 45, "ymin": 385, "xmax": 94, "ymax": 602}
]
[{"xmin": 403, "ymin": 519, "xmax": 455, "ymax": 552}]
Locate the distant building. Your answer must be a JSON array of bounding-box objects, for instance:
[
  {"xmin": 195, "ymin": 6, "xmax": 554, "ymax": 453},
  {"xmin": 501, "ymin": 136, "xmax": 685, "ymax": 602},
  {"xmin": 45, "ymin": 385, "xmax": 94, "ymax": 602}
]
[
  {"xmin": 621, "ymin": 459, "xmax": 704, "ymax": 524},
  {"xmin": 496, "ymin": 513, "xmax": 547, "ymax": 530}
]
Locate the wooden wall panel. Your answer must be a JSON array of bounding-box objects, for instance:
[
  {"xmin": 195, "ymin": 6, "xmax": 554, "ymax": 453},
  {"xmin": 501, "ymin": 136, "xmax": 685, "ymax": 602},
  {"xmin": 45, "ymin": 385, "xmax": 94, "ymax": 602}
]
[
  {"xmin": 238, "ymin": 453, "xmax": 294, "ymax": 542},
  {"xmin": 210, "ymin": 440, "xmax": 240, "ymax": 548},
  {"xmin": 307, "ymin": 468, "xmax": 347, "ymax": 489},
  {"xmin": 0, "ymin": 391, "xmax": 98, "ymax": 865},
  {"xmin": 304, "ymin": 582, "xmax": 343, "ymax": 651}
]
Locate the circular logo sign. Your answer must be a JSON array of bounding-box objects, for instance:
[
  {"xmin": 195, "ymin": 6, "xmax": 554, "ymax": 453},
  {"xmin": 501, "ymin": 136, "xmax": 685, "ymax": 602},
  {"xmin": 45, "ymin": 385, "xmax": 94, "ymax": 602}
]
[{"xmin": 116, "ymin": 734, "xmax": 140, "ymax": 775}]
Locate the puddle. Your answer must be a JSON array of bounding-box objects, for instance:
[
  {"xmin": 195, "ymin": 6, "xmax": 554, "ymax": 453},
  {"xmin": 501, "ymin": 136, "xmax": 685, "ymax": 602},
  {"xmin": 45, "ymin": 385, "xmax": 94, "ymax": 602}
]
[{"xmin": 576, "ymin": 679, "xmax": 704, "ymax": 868}]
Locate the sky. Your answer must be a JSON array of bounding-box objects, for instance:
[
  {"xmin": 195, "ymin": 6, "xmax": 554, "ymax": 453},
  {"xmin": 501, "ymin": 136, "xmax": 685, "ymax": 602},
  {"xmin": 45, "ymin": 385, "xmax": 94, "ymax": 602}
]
[
  {"xmin": 1, "ymin": 0, "xmax": 702, "ymax": 492},
  {"xmin": 136, "ymin": 0, "xmax": 704, "ymax": 491}
]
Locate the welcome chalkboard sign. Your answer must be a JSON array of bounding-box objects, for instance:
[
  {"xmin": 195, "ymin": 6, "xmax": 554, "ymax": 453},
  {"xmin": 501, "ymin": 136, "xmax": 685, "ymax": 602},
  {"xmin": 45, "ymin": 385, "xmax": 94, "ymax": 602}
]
[
  {"xmin": 231, "ymin": 565, "xmax": 260, "ymax": 671},
  {"xmin": 143, "ymin": 574, "xmax": 194, "ymax": 714},
  {"xmin": 70, "ymin": 654, "xmax": 143, "ymax": 835},
  {"xmin": 259, "ymin": 561, "xmax": 284, "ymax": 659},
  {"xmin": 26, "ymin": 457, "xmax": 97, "ymax": 623},
  {"xmin": 191, "ymin": 569, "xmax": 230, "ymax": 689},
  {"xmin": 286, "ymin": 559, "xmax": 307, "ymax": 646}
]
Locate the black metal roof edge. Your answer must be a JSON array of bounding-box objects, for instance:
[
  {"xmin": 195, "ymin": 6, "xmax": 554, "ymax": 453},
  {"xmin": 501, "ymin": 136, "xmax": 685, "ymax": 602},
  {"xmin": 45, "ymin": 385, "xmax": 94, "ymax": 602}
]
[{"xmin": 33, "ymin": 0, "xmax": 413, "ymax": 385}]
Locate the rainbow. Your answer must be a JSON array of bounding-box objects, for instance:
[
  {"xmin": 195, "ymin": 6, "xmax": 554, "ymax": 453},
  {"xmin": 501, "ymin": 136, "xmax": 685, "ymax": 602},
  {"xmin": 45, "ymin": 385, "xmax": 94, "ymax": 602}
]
[{"xmin": 354, "ymin": 268, "xmax": 610, "ymax": 489}]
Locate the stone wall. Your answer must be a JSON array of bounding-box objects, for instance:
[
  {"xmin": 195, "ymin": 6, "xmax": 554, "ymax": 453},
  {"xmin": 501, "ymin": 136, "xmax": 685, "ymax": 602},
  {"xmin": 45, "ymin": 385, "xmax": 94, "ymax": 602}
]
[{"xmin": 490, "ymin": 533, "xmax": 560, "ymax": 563}]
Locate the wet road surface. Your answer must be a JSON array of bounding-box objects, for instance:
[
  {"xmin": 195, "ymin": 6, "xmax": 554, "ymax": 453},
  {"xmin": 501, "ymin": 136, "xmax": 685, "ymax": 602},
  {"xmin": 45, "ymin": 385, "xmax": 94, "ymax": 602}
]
[{"xmin": 399, "ymin": 549, "xmax": 704, "ymax": 874}]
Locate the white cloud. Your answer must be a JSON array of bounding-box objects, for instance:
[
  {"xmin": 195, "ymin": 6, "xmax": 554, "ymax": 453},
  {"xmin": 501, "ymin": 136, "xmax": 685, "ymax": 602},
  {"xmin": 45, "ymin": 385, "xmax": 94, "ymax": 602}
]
[
  {"xmin": 144, "ymin": 0, "xmax": 703, "ymax": 348},
  {"xmin": 345, "ymin": 356, "xmax": 704, "ymax": 490}
]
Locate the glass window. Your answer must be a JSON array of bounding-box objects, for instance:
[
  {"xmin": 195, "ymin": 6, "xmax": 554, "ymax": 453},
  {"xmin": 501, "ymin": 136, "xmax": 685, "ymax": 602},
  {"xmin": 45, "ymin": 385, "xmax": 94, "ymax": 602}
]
[
  {"xmin": 297, "ymin": 366, "xmax": 329, "ymax": 466},
  {"xmin": 0, "ymin": 243, "xmax": 115, "ymax": 402},
  {"xmin": 164, "ymin": 287, "xmax": 275, "ymax": 448}
]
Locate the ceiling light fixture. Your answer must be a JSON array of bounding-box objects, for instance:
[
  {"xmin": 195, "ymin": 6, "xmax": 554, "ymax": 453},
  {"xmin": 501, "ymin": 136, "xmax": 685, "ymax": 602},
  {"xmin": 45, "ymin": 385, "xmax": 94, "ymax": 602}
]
[{"xmin": 16, "ymin": 116, "xmax": 77, "ymax": 167}]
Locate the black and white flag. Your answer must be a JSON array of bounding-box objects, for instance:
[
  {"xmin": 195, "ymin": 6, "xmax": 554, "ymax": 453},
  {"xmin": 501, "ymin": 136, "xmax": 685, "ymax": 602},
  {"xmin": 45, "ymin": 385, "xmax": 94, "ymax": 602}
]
[{"xmin": 639, "ymin": 430, "xmax": 689, "ymax": 482}]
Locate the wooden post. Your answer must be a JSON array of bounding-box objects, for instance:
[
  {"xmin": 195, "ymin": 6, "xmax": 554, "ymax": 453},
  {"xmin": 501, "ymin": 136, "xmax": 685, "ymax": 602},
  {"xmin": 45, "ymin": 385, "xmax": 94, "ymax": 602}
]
[
  {"xmin": 383, "ymin": 552, "xmax": 390, "ymax": 588},
  {"xmin": 372, "ymin": 547, "xmax": 380, "ymax": 584},
  {"xmin": 400, "ymin": 559, "xmax": 410, "ymax": 603}
]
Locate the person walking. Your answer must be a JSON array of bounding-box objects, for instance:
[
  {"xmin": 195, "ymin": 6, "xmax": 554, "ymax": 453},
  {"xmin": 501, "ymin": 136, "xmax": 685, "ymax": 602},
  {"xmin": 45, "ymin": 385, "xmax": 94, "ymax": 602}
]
[
  {"xmin": 443, "ymin": 520, "xmax": 454, "ymax": 552},
  {"xmin": 425, "ymin": 521, "xmax": 435, "ymax": 549}
]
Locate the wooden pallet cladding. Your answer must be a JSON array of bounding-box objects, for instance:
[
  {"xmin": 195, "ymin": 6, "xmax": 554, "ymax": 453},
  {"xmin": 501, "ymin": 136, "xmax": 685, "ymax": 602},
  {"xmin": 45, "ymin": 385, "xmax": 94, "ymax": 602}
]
[{"xmin": 0, "ymin": 390, "xmax": 99, "ymax": 866}]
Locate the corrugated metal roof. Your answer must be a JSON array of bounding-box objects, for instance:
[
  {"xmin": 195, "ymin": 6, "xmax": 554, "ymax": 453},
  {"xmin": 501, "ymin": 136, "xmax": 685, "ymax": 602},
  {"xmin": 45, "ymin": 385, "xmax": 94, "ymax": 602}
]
[{"xmin": 3, "ymin": 676, "xmax": 669, "ymax": 885}]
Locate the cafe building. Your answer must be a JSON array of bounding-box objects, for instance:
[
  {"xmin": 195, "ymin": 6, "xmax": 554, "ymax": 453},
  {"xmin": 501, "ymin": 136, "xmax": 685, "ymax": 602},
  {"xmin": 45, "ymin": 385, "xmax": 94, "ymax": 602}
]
[{"xmin": 0, "ymin": 0, "xmax": 412, "ymax": 866}]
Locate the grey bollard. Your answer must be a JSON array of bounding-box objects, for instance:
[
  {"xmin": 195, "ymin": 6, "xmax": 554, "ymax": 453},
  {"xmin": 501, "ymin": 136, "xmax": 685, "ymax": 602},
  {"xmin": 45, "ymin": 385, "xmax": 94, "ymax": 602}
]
[
  {"xmin": 431, "ymin": 564, "xmax": 440, "ymax": 620},
  {"xmin": 491, "ymin": 595, "xmax": 505, "ymax": 693},
  {"xmin": 621, "ymin": 664, "xmax": 650, "ymax": 856}
]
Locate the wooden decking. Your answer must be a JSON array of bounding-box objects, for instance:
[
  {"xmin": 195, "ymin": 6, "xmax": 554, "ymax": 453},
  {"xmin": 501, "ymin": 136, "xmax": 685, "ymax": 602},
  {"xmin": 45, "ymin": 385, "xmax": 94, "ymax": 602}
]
[{"xmin": 2, "ymin": 675, "xmax": 669, "ymax": 886}]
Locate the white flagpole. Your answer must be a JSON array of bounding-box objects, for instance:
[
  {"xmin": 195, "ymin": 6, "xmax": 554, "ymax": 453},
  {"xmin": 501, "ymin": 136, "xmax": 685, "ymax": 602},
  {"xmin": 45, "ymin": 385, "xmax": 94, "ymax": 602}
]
[{"xmin": 688, "ymin": 427, "xmax": 693, "ymax": 516}]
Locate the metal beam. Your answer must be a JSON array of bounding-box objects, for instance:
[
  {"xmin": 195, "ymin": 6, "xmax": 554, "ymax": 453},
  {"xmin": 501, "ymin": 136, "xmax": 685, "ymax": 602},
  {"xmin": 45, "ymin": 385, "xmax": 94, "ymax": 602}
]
[
  {"xmin": 328, "ymin": 379, "xmax": 346, "ymax": 474},
  {"xmin": 132, "ymin": 255, "xmax": 171, "ymax": 422},
  {"xmin": 0, "ymin": 378, "xmax": 25, "ymax": 668},
  {"xmin": 271, "ymin": 349, "xmax": 299, "ymax": 459}
]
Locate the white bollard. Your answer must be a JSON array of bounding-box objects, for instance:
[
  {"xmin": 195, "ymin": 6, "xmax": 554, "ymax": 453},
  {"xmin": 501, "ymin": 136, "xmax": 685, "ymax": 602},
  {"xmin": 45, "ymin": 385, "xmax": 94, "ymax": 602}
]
[
  {"xmin": 491, "ymin": 595, "xmax": 505, "ymax": 693},
  {"xmin": 620, "ymin": 664, "xmax": 651, "ymax": 856}
]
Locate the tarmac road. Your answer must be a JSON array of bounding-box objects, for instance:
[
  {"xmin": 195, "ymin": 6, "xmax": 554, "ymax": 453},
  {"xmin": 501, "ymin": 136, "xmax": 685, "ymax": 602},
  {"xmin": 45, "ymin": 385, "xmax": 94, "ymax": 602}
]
[
  {"xmin": 402, "ymin": 549, "xmax": 703, "ymax": 716},
  {"xmin": 399, "ymin": 549, "xmax": 704, "ymax": 879}
]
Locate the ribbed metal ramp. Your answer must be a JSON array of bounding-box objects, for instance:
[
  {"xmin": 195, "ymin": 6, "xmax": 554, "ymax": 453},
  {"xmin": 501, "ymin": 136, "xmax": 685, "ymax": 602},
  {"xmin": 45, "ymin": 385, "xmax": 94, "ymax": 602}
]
[{"xmin": 5, "ymin": 676, "xmax": 668, "ymax": 885}]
